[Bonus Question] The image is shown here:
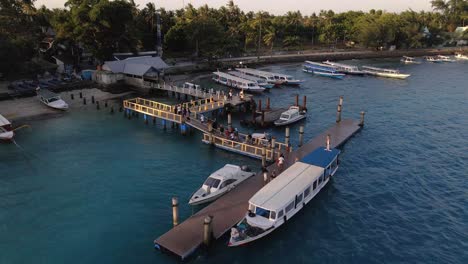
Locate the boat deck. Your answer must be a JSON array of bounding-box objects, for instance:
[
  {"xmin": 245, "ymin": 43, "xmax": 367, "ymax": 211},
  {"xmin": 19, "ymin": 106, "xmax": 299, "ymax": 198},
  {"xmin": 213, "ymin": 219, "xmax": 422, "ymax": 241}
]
[{"xmin": 154, "ymin": 119, "xmax": 362, "ymax": 260}]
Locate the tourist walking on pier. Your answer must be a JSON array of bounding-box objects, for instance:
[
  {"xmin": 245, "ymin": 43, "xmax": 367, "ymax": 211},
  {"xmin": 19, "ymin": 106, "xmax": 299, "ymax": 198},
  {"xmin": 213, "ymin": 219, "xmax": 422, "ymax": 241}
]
[
  {"xmin": 278, "ymin": 154, "xmax": 285, "ymax": 172},
  {"xmin": 262, "ymin": 166, "xmax": 269, "ymax": 185}
]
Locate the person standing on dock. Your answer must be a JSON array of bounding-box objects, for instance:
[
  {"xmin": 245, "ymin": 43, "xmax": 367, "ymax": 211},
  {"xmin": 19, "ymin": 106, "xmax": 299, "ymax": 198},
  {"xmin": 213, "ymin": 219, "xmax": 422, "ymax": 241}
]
[
  {"xmin": 240, "ymin": 89, "xmax": 244, "ymax": 101},
  {"xmin": 262, "ymin": 166, "xmax": 269, "ymax": 185},
  {"xmin": 278, "ymin": 154, "xmax": 285, "ymax": 172},
  {"xmin": 228, "ymin": 90, "xmax": 233, "ymax": 101}
]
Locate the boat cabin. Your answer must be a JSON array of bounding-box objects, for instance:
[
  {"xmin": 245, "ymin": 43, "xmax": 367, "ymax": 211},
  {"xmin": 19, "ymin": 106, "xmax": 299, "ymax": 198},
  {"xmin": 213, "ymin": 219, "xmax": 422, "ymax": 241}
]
[
  {"xmin": 279, "ymin": 106, "xmax": 301, "ymax": 121},
  {"xmin": 246, "ymin": 147, "xmax": 340, "ymax": 229},
  {"xmin": 201, "ymin": 164, "xmax": 241, "ymax": 194}
]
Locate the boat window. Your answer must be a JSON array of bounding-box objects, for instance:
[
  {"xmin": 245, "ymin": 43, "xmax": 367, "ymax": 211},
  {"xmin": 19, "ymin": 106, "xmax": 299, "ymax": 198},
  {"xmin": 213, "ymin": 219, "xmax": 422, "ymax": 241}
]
[
  {"xmin": 285, "ymin": 201, "xmax": 295, "ymax": 213},
  {"xmin": 277, "ymin": 210, "xmax": 283, "ymax": 218},
  {"xmin": 220, "ymin": 179, "xmax": 236, "ymax": 188},
  {"xmin": 319, "ymin": 174, "xmax": 323, "ymax": 184},
  {"xmin": 295, "ymin": 194, "xmax": 303, "ymax": 205},
  {"xmin": 248, "ymin": 83, "xmax": 255, "ymax": 87},
  {"xmin": 304, "ymin": 186, "xmax": 311, "ymax": 197},
  {"xmin": 48, "ymin": 97, "xmax": 59, "ymax": 103},
  {"xmin": 313, "ymin": 180, "xmax": 317, "ymax": 190},
  {"xmin": 203, "ymin": 177, "xmax": 221, "ymax": 189},
  {"xmin": 255, "ymin": 207, "xmax": 271, "ymax": 219},
  {"xmin": 280, "ymin": 114, "xmax": 290, "ymax": 119},
  {"xmin": 270, "ymin": 211, "xmax": 276, "ymax": 220}
]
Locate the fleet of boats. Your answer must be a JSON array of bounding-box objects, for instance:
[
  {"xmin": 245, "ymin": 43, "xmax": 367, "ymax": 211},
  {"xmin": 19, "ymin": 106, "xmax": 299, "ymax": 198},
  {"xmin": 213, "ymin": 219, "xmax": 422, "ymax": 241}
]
[
  {"xmin": 229, "ymin": 145, "xmax": 341, "ymax": 246},
  {"xmin": 189, "ymin": 164, "xmax": 254, "ymax": 205},
  {"xmin": 37, "ymin": 88, "xmax": 69, "ymax": 110},
  {"xmin": 0, "ymin": 114, "xmax": 14, "ymax": 141},
  {"xmin": 274, "ymin": 106, "xmax": 306, "ymax": 126}
]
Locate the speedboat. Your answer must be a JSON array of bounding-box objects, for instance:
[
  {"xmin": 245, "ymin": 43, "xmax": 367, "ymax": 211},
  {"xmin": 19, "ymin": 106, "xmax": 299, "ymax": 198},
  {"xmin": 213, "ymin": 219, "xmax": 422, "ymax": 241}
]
[
  {"xmin": 425, "ymin": 56, "xmax": 443, "ymax": 63},
  {"xmin": 437, "ymin": 55, "xmax": 455, "ymax": 62},
  {"xmin": 455, "ymin": 53, "xmax": 468, "ymax": 60},
  {"xmin": 37, "ymin": 88, "xmax": 69, "ymax": 110},
  {"xmin": 229, "ymin": 146, "xmax": 341, "ymax": 247},
  {"xmin": 0, "ymin": 114, "xmax": 14, "ymax": 141},
  {"xmin": 362, "ymin": 66, "xmax": 410, "ymax": 79},
  {"xmin": 274, "ymin": 106, "xmax": 306, "ymax": 126},
  {"xmin": 189, "ymin": 164, "xmax": 254, "ymax": 205},
  {"xmin": 401, "ymin": 56, "xmax": 420, "ymax": 64}
]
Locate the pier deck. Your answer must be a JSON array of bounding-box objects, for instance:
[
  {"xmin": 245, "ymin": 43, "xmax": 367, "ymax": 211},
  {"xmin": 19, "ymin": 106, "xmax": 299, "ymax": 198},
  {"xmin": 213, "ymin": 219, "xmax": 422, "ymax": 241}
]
[{"xmin": 154, "ymin": 119, "xmax": 362, "ymax": 260}]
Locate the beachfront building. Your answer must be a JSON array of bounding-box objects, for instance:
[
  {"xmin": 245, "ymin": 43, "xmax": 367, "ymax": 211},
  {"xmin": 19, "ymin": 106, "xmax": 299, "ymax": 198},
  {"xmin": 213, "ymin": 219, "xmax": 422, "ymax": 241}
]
[{"xmin": 94, "ymin": 56, "xmax": 169, "ymax": 87}]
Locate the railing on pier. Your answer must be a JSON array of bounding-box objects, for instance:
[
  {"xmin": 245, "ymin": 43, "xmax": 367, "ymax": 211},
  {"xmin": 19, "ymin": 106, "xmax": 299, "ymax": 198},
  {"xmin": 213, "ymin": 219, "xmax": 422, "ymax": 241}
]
[{"xmin": 123, "ymin": 98, "xmax": 183, "ymax": 123}]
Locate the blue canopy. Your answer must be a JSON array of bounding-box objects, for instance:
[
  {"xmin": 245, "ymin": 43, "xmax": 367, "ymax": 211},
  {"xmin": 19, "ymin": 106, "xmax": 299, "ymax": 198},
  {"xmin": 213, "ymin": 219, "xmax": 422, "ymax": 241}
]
[{"xmin": 300, "ymin": 147, "xmax": 340, "ymax": 168}]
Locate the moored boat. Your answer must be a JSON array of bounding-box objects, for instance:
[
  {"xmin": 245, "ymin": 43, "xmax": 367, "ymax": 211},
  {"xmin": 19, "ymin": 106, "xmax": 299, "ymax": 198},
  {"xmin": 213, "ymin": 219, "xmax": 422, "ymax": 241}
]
[
  {"xmin": 400, "ymin": 56, "xmax": 420, "ymax": 64},
  {"xmin": 362, "ymin": 66, "xmax": 410, "ymax": 79},
  {"xmin": 437, "ymin": 55, "xmax": 455, "ymax": 62},
  {"xmin": 37, "ymin": 88, "xmax": 69, "ymax": 110},
  {"xmin": 0, "ymin": 114, "xmax": 14, "ymax": 141},
  {"xmin": 455, "ymin": 53, "xmax": 468, "ymax": 60},
  {"xmin": 303, "ymin": 61, "xmax": 346, "ymax": 79},
  {"xmin": 270, "ymin": 73, "xmax": 303, "ymax": 86},
  {"xmin": 212, "ymin": 71, "xmax": 265, "ymax": 93},
  {"xmin": 228, "ymin": 71, "xmax": 274, "ymax": 89},
  {"xmin": 322, "ymin": 60, "xmax": 366, "ymax": 75},
  {"xmin": 229, "ymin": 145, "xmax": 341, "ymax": 247},
  {"xmin": 425, "ymin": 56, "xmax": 443, "ymax": 63},
  {"xmin": 274, "ymin": 106, "xmax": 306, "ymax": 126},
  {"xmin": 189, "ymin": 164, "xmax": 254, "ymax": 205},
  {"xmin": 235, "ymin": 68, "xmax": 283, "ymax": 85}
]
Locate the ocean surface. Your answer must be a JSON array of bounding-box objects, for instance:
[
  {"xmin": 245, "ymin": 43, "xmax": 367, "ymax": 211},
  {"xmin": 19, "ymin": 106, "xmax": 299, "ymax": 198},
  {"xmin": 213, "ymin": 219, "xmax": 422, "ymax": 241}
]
[{"xmin": 0, "ymin": 58, "xmax": 467, "ymax": 264}]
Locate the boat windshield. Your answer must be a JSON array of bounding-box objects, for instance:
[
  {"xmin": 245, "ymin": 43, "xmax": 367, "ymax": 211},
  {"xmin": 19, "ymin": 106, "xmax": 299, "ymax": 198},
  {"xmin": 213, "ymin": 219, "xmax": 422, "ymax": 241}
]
[
  {"xmin": 280, "ymin": 114, "xmax": 290, "ymax": 120},
  {"xmin": 48, "ymin": 97, "xmax": 59, "ymax": 103},
  {"xmin": 203, "ymin": 177, "xmax": 221, "ymax": 189},
  {"xmin": 255, "ymin": 206, "xmax": 271, "ymax": 219}
]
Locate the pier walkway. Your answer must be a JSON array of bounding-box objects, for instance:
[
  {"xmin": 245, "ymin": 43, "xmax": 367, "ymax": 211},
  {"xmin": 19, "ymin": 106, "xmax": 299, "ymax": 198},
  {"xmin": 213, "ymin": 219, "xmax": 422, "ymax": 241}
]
[
  {"xmin": 154, "ymin": 119, "xmax": 362, "ymax": 260},
  {"xmin": 123, "ymin": 97, "xmax": 289, "ymax": 161}
]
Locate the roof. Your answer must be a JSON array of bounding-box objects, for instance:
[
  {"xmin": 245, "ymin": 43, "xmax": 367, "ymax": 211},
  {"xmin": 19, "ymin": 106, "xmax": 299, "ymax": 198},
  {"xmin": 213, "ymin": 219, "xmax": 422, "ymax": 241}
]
[
  {"xmin": 235, "ymin": 68, "xmax": 275, "ymax": 78},
  {"xmin": 282, "ymin": 106, "xmax": 300, "ymax": 116},
  {"xmin": 213, "ymin": 71, "xmax": 256, "ymax": 84},
  {"xmin": 0, "ymin": 114, "xmax": 11, "ymax": 127},
  {"xmin": 301, "ymin": 147, "xmax": 340, "ymax": 168},
  {"xmin": 249, "ymin": 162, "xmax": 324, "ymax": 211},
  {"xmin": 228, "ymin": 71, "xmax": 263, "ymax": 82},
  {"xmin": 103, "ymin": 56, "xmax": 168, "ymax": 76},
  {"xmin": 37, "ymin": 89, "xmax": 59, "ymax": 99}
]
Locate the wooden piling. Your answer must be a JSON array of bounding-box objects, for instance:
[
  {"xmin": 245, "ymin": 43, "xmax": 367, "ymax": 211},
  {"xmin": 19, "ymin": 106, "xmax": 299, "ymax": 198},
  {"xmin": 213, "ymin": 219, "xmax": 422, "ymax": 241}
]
[
  {"xmin": 105, "ymin": 101, "xmax": 108, "ymax": 108},
  {"xmin": 359, "ymin": 111, "xmax": 365, "ymax": 127},
  {"xmin": 227, "ymin": 112, "xmax": 232, "ymax": 130},
  {"xmin": 83, "ymin": 97, "xmax": 86, "ymax": 105},
  {"xmin": 258, "ymin": 99, "xmax": 262, "ymax": 112},
  {"xmin": 336, "ymin": 96, "xmax": 343, "ymax": 123},
  {"xmin": 92, "ymin": 96, "xmax": 95, "ymax": 104},
  {"xmin": 285, "ymin": 127, "xmax": 290, "ymax": 146},
  {"xmin": 153, "ymin": 116, "xmax": 156, "ymax": 125},
  {"xmin": 110, "ymin": 106, "xmax": 114, "ymax": 114},
  {"xmin": 172, "ymin": 197, "xmax": 179, "ymax": 227},
  {"xmin": 295, "ymin": 94, "xmax": 299, "ymax": 106},
  {"xmin": 96, "ymin": 101, "xmax": 100, "ymax": 110},
  {"xmin": 70, "ymin": 93, "xmax": 74, "ymax": 100},
  {"xmin": 266, "ymin": 97, "xmax": 271, "ymax": 110},
  {"xmin": 79, "ymin": 92, "xmax": 83, "ymax": 99},
  {"xmin": 261, "ymin": 111, "xmax": 265, "ymax": 127},
  {"xmin": 271, "ymin": 137, "xmax": 276, "ymax": 159},
  {"xmin": 203, "ymin": 216, "xmax": 213, "ymax": 246},
  {"xmin": 299, "ymin": 125, "xmax": 304, "ymax": 147},
  {"xmin": 261, "ymin": 146, "xmax": 266, "ymax": 167},
  {"xmin": 303, "ymin": 95, "xmax": 307, "ymax": 110}
]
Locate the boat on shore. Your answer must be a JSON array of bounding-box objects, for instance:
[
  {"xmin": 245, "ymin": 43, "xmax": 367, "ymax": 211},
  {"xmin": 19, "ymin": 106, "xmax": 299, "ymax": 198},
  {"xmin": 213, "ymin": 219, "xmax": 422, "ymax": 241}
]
[
  {"xmin": 189, "ymin": 164, "xmax": 254, "ymax": 205},
  {"xmin": 229, "ymin": 145, "xmax": 341, "ymax": 247},
  {"xmin": 303, "ymin": 61, "xmax": 346, "ymax": 79},
  {"xmin": 362, "ymin": 66, "xmax": 410, "ymax": 79},
  {"xmin": 400, "ymin": 56, "xmax": 420, "ymax": 64},
  {"xmin": 228, "ymin": 71, "xmax": 275, "ymax": 89},
  {"xmin": 212, "ymin": 71, "xmax": 265, "ymax": 93},
  {"xmin": 0, "ymin": 114, "xmax": 14, "ymax": 141},
  {"xmin": 37, "ymin": 88, "xmax": 69, "ymax": 110},
  {"xmin": 322, "ymin": 61, "xmax": 366, "ymax": 75},
  {"xmin": 454, "ymin": 53, "xmax": 468, "ymax": 60},
  {"xmin": 274, "ymin": 106, "xmax": 306, "ymax": 126},
  {"xmin": 235, "ymin": 68, "xmax": 283, "ymax": 85}
]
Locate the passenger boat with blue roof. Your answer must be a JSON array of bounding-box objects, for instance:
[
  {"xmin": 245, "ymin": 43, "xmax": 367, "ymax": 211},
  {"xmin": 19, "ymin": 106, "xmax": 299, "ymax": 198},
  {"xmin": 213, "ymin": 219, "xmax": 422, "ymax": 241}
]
[
  {"xmin": 229, "ymin": 144, "xmax": 341, "ymax": 247},
  {"xmin": 322, "ymin": 60, "xmax": 366, "ymax": 75},
  {"xmin": 303, "ymin": 61, "xmax": 346, "ymax": 79}
]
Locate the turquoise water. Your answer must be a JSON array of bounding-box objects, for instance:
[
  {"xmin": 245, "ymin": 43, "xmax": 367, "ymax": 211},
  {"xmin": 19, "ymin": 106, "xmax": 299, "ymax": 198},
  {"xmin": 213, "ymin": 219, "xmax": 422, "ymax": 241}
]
[{"xmin": 1, "ymin": 59, "xmax": 467, "ymax": 263}]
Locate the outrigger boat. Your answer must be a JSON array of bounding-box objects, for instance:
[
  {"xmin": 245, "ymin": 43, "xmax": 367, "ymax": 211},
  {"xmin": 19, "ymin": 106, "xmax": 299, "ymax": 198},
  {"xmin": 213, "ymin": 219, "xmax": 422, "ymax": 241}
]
[
  {"xmin": 425, "ymin": 56, "xmax": 443, "ymax": 63},
  {"xmin": 0, "ymin": 114, "xmax": 14, "ymax": 141},
  {"xmin": 362, "ymin": 66, "xmax": 410, "ymax": 79},
  {"xmin": 303, "ymin": 61, "xmax": 346, "ymax": 79},
  {"xmin": 37, "ymin": 88, "xmax": 69, "ymax": 110},
  {"xmin": 229, "ymin": 145, "xmax": 341, "ymax": 247},
  {"xmin": 189, "ymin": 164, "xmax": 254, "ymax": 205},
  {"xmin": 235, "ymin": 68, "xmax": 283, "ymax": 85},
  {"xmin": 228, "ymin": 71, "xmax": 274, "ymax": 89},
  {"xmin": 212, "ymin": 71, "xmax": 265, "ymax": 93},
  {"xmin": 274, "ymin": 106, "xmax": 306, "ymax": 126},
  {"xmin": 455, "ymin": 53, "xmax": 468, "ymax": 60},
  {"xmin": 436, "ymin": 55, "xmax": 455, "ymax": 62},
  {"xmin": 400, "ymin": 56, "xmax": 420, "ymax": 64},
  {"xmin": 322, "ymin": 61, "xmax": 366, "ymax": 75}
]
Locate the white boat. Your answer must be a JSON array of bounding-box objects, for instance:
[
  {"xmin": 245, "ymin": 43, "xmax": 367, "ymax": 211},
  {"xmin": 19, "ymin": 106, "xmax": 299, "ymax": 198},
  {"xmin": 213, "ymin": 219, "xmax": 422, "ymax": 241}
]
[
  {"xmin": 228, "ymin": 71, "xmax": 275, "ymax": 89},
  {"xmin": 455, "ymin": 53, "xmax": 468, "ymax": 60},
  {"xmin": 400, "ymin": 56, "xmax": 420, "ymax": 64},
  {"xmin": 425, "ymin": 56, "xmax": 443, "ymax": 63},
  {"xmin": 229, "ymin": 146, "xmax": 341, "ymax": 247},
  {"xmin": 436, "ymin": 55, "xmax": 455, "ymax": 62},
  {"xmin": 235, "ymin": 68, "xmax": 283, "ymax": 85},
  {"xmin": 362, "ymin": 66, "xmax": 410, "ymax": 79},
  {"xmin": 189, "ymin": 164, "xmax": 254, "ymax": 205},
  {"xmin": 0, "ymin": 114, "xmax": 14, "ymax": 141},
  {"xmin": 322, "ymin": 61, "xmax": 366, "ymax": 75},
  {"xmin": 37, "ymin": 88, "xmax": 69, "ymax": 110},
  {"xmin": 274, "ymin": 106, "xmax": 306, "ymax": 126},
  {"xmin": 270, "ymin": 73, "xmax": 303, "ymax": 86},
  {"xmin": 212, "ymin": 71, "xmax": 265, "ymax": 93}
]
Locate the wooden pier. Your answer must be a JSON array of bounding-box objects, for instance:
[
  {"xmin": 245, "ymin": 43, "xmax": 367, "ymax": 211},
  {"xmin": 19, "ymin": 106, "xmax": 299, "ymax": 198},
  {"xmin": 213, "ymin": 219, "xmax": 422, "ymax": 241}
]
[{"xmin": 154, "ymin": 118, "xmax": 363, "ymax": 260}]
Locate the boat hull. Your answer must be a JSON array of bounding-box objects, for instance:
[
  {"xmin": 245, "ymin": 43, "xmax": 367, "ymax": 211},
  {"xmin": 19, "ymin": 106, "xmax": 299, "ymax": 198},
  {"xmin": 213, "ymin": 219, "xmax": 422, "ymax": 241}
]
[
  {"xmin": 189, "ymin": 189, "xmax": 227, "ymax": 205},
  {"xmin": 0, "ymin": 131, "xmax": 14, "ymax": 141}
]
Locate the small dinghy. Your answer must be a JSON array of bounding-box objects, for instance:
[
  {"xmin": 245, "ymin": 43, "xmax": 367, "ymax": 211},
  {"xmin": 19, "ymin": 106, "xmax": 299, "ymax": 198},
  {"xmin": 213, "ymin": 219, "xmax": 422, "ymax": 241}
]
[
  {"xmin": 189, "ymin": 164, "xmax": 254, "ymax": 205},
  {"xmin": 37, "ymin": 88, "xmax": 69, "ymax": 110},
  {"xmin": 274, "ymin": 106, "xmax": 306, "ymax": 126}
]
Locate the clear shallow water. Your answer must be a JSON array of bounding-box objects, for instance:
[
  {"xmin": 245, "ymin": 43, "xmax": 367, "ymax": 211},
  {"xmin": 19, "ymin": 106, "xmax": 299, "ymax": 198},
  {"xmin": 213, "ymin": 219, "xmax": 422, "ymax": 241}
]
[{"xmin": 1, "ymin": 59, "xmax": 467, "ymax": 263}]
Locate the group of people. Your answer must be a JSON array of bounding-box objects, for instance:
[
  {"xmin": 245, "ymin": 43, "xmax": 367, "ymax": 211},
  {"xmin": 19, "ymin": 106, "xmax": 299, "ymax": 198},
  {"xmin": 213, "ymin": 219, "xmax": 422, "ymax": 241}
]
[
  {"xmin": 174, "ymin": 104, "xmax": 191, "ymax": 120},
  {"xmin": 262, "ymin": 154, "xmax": 285, "ymax": 185}
]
